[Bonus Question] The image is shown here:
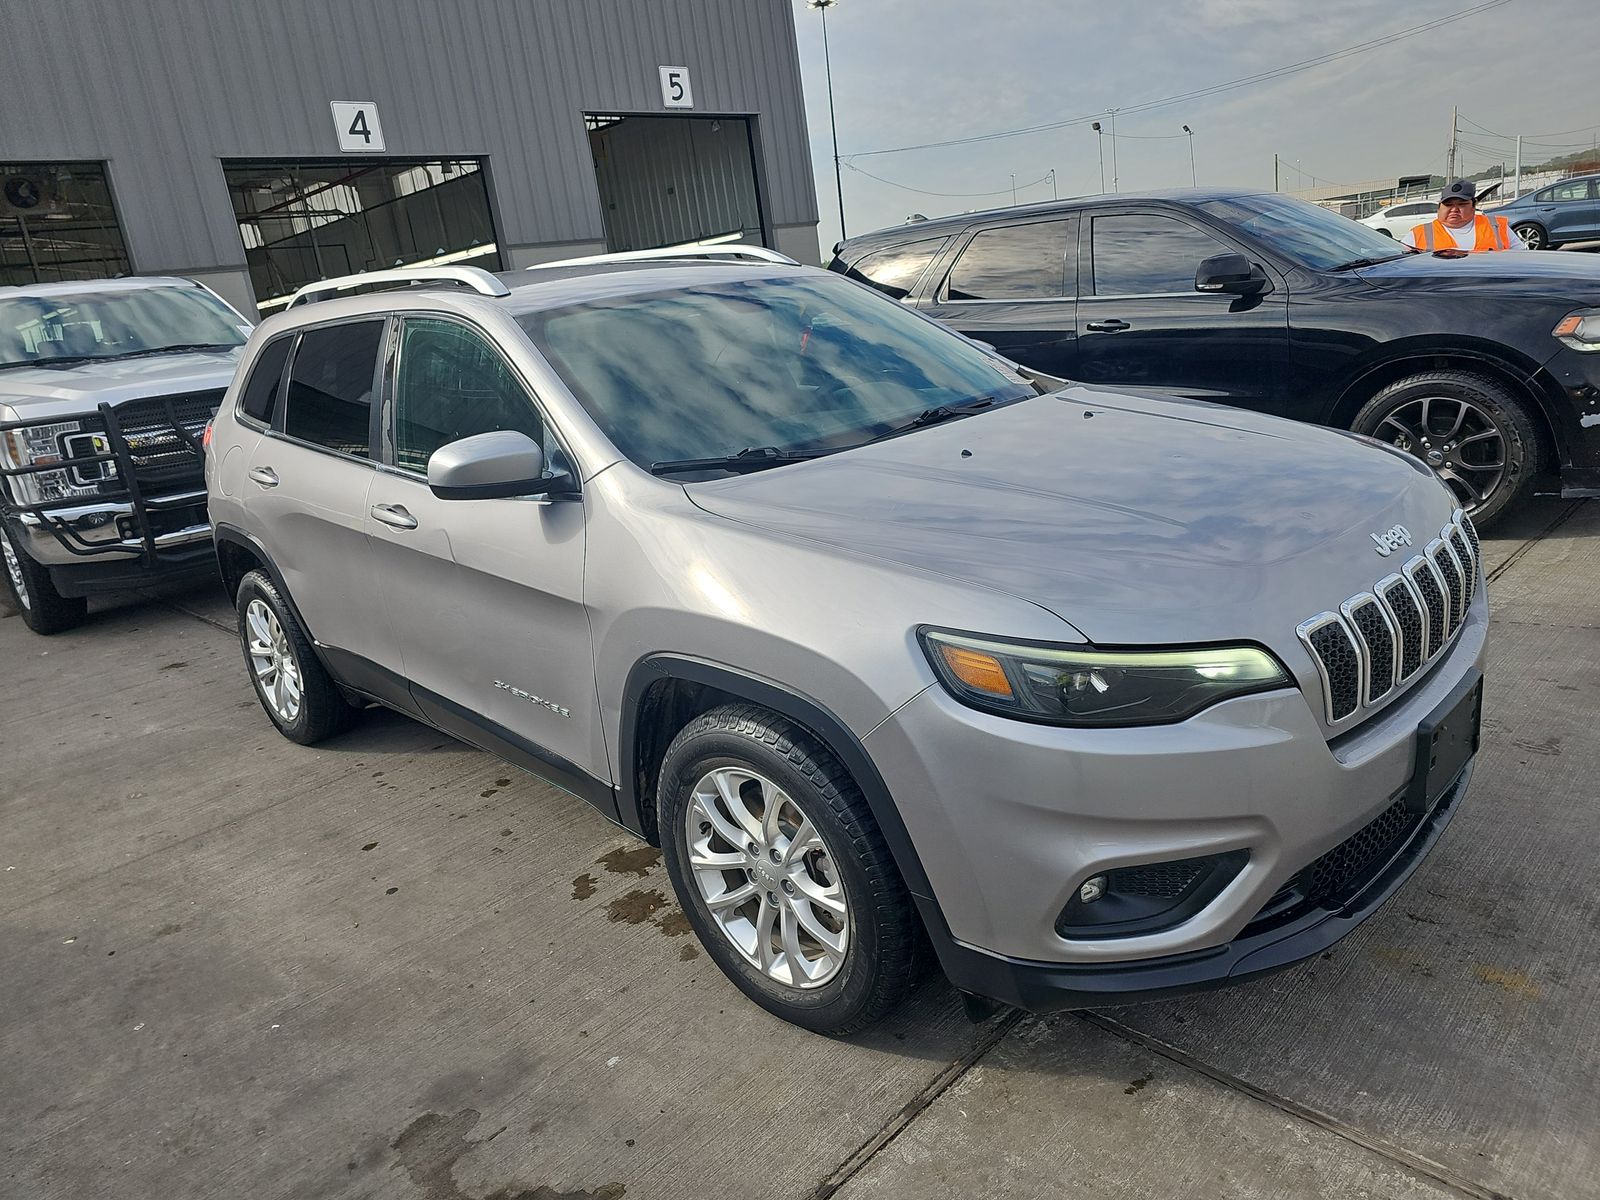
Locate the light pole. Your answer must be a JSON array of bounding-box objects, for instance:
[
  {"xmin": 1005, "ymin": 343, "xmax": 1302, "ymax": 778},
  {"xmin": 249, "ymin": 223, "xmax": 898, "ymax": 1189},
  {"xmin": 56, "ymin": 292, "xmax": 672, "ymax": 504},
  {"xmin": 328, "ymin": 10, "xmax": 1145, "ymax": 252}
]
[
  {"xmin": 1091, "ymin": 122, "xmax": 1105, "ymax": 193},
  {"xmin": 1048, "ymin": 168, "xmax": 1057, "ymax": 200},
  {"xmin": 1010, "ymin": 173, "xmax": 1017, "ymax": 206},
  {"xmin": 1108, "ymin": 108, "xmax": 1119, "ymax": 192},
  {"xmin": 1182, "ymin": 124, "xmax": 1195, "ymax": 186},
  {"xmin": 807, "ymin": 0, "xmax": 847, "ymax": 240}
]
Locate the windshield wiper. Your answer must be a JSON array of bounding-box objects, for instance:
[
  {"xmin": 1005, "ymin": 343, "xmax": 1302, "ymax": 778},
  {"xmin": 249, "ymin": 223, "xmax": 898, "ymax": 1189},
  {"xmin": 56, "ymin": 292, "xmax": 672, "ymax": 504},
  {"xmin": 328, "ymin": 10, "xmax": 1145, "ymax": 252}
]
[
  {"xmin": 109, "ymin": 342, "xmax": 239, "ymax": 359},
  {"xmin": 650, "ymin": 445, "xmax": 833, "ymax": 476},
  {"xmin": 1330, "ymin": 254, "xmax": 1409, "ymax": 271},
  {"xmin": 0, "ymin": 354, "xmax": 103, "ymax": 371},
  {"xmin": 858, "ymin": 394, "xmax": 1007, "ymax": 446}
]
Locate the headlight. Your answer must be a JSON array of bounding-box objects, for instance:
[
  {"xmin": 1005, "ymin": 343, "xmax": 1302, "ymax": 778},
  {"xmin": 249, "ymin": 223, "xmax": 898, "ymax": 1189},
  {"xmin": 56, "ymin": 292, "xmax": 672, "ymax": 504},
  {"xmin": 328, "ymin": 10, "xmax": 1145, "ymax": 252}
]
[
  {"xmin": 1, "ymin": 420, "xmax": 99, "ymax": 506},
  {"xmin": 1553, "ymin": 309, "xmax": 1600, "ymax": 351},
  {"xmin": 920, "ymin": 629, "xmax": 1292, "ymax": 727}
]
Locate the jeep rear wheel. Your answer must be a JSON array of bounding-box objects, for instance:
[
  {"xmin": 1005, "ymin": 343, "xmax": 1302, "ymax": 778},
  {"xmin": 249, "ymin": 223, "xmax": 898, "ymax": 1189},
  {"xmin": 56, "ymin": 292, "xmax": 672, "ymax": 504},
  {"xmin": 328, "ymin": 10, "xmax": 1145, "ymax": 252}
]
[
  {"xmin": 0, "ymin": 522, "xmax": 88, "ymax": 635},
  {"xmin": 657, "ymin": 704, "xmax": 919, "ymax": 1035},
  {"xmin": 235, "ymin": 569, "xmax": 361, "ymax": 744},
  {"xmin": 1352, "ymin": 370, "xmax": 1543, "ymax": 527}
]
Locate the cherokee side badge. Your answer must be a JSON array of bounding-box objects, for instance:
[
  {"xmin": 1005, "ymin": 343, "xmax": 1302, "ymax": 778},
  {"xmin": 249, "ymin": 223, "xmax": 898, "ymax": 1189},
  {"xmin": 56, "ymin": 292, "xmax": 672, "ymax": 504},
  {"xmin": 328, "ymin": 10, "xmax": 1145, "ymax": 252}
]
[
  {"xmin": 1370, "ymin": 524, "xmax": 1413, "ymax": 556},
  {"xmin": 494, "ymin": 679, "xmax": 572, "ymax": 718}
]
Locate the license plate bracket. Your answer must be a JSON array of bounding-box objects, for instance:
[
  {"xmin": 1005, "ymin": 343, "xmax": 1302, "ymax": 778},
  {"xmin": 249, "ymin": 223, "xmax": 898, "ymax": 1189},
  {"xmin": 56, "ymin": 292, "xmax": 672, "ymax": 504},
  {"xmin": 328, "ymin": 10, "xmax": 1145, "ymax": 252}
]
[{"xmin": 1407, "ymin": 670, "xmax": 1482, "ymax": 815}]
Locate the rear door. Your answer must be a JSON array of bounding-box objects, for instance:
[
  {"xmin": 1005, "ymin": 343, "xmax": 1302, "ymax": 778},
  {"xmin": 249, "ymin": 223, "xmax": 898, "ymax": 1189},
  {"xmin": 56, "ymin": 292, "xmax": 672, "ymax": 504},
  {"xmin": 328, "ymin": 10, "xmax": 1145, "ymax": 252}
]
[
  {"xmin": 1073, "ymin": 210, "xmax": 1290, "ymax": 412},
  {"xmin": 1548, "ymin": 179, "xmax": 1599, "ymax": 242},
  {"xmin": 363, "ymin": 314, "xmax": 605, "ymax": 796},
  {"xmin": 244, "ymin": 318, "xmax": 397, "ymax": 676},
  {"xmin": 918, "ymin": 217, "xmax": 1078, "ymax": 377}
]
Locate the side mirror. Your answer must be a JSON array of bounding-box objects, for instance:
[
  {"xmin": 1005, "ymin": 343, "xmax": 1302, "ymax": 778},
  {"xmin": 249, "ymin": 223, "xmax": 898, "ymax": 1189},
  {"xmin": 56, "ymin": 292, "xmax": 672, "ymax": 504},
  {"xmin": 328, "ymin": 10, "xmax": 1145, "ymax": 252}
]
[
  {"xmin": 1195, "ymin": 252, "xmax": 1267, "ymax": 296},
  {"xmin": 427, "ymin": 430, "xmax": 576, "ymax": 500}
]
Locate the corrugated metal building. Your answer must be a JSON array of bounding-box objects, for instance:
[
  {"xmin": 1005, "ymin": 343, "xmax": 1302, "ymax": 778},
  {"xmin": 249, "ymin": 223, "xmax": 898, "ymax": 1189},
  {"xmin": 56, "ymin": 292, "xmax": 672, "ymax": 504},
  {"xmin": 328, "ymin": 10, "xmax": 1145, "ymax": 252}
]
[{"xmin": 0, "ymin": 0, "xmax": 821, "ymax": 315}]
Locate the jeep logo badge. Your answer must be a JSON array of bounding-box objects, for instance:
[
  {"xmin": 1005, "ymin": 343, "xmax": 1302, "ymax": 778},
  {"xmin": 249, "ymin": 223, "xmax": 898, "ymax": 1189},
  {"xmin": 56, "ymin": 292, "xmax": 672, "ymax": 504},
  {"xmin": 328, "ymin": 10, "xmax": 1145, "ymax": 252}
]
[{"xmin": 1370, "ymin": 524, "xmax": 1413, "ymax": 556}]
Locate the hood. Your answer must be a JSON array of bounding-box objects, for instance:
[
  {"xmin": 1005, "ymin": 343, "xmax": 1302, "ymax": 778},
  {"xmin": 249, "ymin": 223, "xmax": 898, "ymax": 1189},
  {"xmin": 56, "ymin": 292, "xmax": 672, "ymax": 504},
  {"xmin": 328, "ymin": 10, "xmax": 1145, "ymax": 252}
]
[
  {"xmin": 685, "ymin": 388, "xmax": 1459, "ymax": 647},
  {"xmin": 0, "ymin": 350, "xmax": 242, "ymax": 422},
  {"xmin": 1353, "ymin": 248, "xmax": 1600, "ymax": 303}
]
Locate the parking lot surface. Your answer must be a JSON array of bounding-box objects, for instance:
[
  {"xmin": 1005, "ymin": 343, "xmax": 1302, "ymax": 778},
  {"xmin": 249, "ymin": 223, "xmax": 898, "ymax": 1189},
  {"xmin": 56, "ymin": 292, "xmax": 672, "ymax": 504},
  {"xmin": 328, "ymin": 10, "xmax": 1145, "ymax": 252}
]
[{"xmin": 2, "ymin": 498, "xmax": 1595, "ymax": 1200}]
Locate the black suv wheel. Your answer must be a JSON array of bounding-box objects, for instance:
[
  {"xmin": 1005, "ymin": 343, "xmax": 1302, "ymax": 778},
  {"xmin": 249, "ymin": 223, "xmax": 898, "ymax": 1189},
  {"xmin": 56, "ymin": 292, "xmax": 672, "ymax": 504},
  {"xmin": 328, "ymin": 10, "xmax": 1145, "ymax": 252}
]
[
  {"xmin": 0, "ymin": 522, "xmax": 88, "ymax": 634},
  {"xmin": 1352, "ymin": 370, "xmax": 1544, "ymax": 526},
  {"xmin": 657, "ymin": 704, "xmax": 920, "ymax": 1035}
]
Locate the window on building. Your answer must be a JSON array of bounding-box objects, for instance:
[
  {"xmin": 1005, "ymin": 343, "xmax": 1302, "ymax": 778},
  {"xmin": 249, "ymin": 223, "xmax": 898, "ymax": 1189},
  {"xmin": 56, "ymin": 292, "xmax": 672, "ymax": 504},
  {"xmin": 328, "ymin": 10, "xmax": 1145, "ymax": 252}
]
[
  {"xmin": 282, "ymin": 321, "xmax": 384, "ymax": 457},
  {"xmin": 0, "ymin": 162, "xmax": 131, "ymax": 287},
  {"xmin": 224, "ymin": 159, "xmax": 501, "ymax": 317},
  {"xmin": 844, "ymin": 239, "xmax": 946, "ymax": 300},
  {"xmin": 945, "ymin": 222, "xmax": 1072, "ymax": 301},
  {"xmin": 1091, "ymin": 215, "xmax": 1232, "ymax": 296}
]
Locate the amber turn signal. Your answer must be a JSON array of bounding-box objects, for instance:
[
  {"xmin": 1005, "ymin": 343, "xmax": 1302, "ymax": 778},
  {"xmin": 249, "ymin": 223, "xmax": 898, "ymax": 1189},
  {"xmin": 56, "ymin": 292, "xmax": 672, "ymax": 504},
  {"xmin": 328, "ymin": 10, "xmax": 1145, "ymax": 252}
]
[{"xmin": 937, "ymin": 644, "xmax": 1014, "ymax": 698}]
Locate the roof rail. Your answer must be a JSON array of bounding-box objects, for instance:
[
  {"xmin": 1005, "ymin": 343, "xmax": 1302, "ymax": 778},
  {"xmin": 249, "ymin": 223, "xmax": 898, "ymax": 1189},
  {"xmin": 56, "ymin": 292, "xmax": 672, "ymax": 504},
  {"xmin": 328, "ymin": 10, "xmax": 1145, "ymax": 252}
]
[
  {"xmin": 528, "ymin": 244, "xmax": 799, "ymax": 270},
  {"xmin": 286, "ymin": 266, "xmax": 511, "ymax": 309}
]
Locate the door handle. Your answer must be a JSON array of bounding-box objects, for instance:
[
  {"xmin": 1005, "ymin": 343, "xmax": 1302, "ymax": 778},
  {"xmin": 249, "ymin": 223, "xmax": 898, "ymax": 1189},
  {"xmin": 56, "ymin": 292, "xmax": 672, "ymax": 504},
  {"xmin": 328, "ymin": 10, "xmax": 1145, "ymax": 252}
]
[
  {"xmin": 247, "ymin": 466, "xmax": 279, "ymax": 488},
  {"xmin": 370, "ymin": 503, "xmax": 418, "ymax": 530},
  {"xmin": 1085, "ymin": 319, "xmax": 1131, "ymax": 333}
]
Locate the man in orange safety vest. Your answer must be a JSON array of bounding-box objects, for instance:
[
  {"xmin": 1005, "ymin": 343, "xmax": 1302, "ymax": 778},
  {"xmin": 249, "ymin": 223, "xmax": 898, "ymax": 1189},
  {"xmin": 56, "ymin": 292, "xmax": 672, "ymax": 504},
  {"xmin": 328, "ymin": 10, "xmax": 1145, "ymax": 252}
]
[{"xmin": 1404, "ymin": 179, "xmax": 1521, "ymax": 252}]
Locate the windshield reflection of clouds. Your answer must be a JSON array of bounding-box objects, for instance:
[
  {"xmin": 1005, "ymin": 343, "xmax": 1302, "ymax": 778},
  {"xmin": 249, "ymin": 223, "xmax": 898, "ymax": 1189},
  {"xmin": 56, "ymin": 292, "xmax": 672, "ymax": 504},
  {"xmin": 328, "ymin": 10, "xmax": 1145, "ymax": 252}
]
[{"xmin": 521, "ymin": 275, "xmax": 1030, "ymax": 467}]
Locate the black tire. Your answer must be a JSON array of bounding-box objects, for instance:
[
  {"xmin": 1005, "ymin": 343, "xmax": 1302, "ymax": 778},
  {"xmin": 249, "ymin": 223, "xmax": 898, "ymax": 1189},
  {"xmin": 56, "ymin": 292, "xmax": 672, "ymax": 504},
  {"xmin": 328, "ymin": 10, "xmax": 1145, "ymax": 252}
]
[
  {"xmin": 657, "ymin": 704, "xmax": 919, "ymax": 1035},
  {"xmin": 235, "ymin": 569, "xmax": 361, "ymax": 744},
  {"xmin": 1352, "ymin": 370, "xmax": 1545, "ymax": 527},
  {"xmin": 1512, "ymin": 222, "xmax": 1547, "ymax": 250},
  {"xmin": 1376, "ymin": 227, "xmax": 1394, "ymax": 238},
  {"xmin": 0, "ymin": 521, "xmax": 88, "ymax": 635}
]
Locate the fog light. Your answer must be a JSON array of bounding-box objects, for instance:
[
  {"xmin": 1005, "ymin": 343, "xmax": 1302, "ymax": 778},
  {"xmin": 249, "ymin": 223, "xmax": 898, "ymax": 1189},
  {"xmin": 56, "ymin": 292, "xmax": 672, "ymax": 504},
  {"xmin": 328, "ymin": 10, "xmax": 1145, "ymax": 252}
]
[{"xmin": 1078, "ymin": 874, "xmax": 1108, "ymax": 904}]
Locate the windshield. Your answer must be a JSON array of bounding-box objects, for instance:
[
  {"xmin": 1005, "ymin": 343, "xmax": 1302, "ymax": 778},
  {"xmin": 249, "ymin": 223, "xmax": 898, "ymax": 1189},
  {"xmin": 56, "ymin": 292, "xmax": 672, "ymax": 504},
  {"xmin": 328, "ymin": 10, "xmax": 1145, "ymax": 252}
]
[
  {"xmin": 516, "ymin": 272, "xmax": 1037, "ymax": 471},
  {"xmin": 0, "ymin": 286, "xmax": 248, "ymax": 369},
  {"xmin": 1197, "ymin": 193, "xmax": 1410, "ymax": 271}
]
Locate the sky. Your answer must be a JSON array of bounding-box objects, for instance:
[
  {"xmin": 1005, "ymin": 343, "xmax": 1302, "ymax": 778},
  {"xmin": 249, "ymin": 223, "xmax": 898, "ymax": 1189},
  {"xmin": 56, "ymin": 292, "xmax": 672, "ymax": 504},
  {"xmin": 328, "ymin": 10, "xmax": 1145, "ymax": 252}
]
[{"xmin": 788, "ymin": 0, "xmax": 1600, "ymax": 249}]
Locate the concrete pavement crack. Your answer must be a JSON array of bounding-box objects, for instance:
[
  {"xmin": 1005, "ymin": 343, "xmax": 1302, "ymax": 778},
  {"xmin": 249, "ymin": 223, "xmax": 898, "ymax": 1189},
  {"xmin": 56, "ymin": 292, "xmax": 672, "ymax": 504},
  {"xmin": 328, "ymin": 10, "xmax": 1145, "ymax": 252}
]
[
  {"xmin": 1486, "ymin": 500, "xmax": 1583, "ymax": 584},
  {"xmin": 1079, "ymin": 1012, "xmax": 1516, "ymax": 1200},
  {"xmin": 811, "ymin": 1008, "xmax": 1024, "ymax": 1200}
]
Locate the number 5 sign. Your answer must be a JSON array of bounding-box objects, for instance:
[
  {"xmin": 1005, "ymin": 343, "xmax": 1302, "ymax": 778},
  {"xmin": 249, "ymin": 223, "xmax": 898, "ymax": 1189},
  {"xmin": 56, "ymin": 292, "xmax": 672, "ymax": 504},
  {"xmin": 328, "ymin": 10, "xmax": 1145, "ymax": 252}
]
[
  {"xmin": 330, "ymin": 101, "xmax": 386, "ymax": 153},
  {"xmin": 658, "ymin": 66, "xmax": 694, "ymax": 109}
]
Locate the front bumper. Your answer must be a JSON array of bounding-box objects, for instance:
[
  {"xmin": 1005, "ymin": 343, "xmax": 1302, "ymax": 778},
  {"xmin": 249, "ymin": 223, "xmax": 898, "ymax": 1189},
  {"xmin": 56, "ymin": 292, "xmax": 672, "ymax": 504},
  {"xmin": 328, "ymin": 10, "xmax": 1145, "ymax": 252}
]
[
  {"xmin": 865, "ymin": 589, "xmax": 1486, "ymax": 1004},
  {"xmin": 12, "ymin": 490, "xmax": 212, "ymax": 566},
  {"xmin": 1539, "ymin": 343, "xmax": 1600, "ymax": 492}
]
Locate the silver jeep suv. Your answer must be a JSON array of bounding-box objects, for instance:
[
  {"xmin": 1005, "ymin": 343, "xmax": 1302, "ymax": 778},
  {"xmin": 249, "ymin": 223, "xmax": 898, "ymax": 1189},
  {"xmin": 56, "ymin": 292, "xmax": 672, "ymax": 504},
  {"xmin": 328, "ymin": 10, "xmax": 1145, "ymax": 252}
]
[{"xmin": 207, "ymin": 257, "xmax": 1485, "ymax": 1034}]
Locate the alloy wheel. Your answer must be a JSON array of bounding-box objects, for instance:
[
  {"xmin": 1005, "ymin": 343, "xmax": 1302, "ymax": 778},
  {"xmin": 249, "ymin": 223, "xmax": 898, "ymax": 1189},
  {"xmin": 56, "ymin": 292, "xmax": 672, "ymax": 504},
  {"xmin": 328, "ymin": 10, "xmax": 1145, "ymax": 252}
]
[
  {"xmin": 245, "ymin": 598, "xmax": 303, "ymax": 723},
  {"xmin": 1514, "ymin": 224, "xmax": 1545, "ymax": 250},
  {"xmin": 1374, "ymin": 395, "xmax": 1506, "ymax": 512},
  {"xmin": 0, "ymin": 526, "xmax": 30, "ymax": 610},
  {"xmin": 684, "ymin": 766, "xmax": 850, "ymax": 989}
]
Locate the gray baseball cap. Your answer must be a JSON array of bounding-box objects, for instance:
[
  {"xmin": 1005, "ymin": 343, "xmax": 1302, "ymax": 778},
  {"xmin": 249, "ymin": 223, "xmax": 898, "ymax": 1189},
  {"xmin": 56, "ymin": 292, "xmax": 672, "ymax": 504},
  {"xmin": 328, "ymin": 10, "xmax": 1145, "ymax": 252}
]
[{"xmin": 1441, "ymin": 179, "xmax": 1477, "ymax": 203}]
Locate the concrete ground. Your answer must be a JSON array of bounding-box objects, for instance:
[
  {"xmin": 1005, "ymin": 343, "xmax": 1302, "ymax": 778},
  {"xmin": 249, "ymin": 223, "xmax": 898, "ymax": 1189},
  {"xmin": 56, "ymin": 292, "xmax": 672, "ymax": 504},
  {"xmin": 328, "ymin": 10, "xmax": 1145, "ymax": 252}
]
[{"xmin": 2, "ymin": 498, "xmax": 1595, "ymax": 1200}]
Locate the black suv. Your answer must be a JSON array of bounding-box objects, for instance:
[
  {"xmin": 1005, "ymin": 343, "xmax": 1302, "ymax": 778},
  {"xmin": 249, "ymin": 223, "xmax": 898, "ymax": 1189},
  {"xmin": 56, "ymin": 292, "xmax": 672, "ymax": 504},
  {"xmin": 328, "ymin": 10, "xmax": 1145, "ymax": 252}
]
[{"xmin": 830, "ymin": 189, "xmax": 1600, "ymax": 524}]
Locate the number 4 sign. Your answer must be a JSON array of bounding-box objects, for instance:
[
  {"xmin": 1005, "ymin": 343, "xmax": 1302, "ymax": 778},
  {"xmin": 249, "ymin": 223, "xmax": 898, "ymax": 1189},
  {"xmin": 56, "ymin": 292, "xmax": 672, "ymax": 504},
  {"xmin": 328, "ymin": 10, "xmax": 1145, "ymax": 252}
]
[{"xmin": 330, "ymin": 102, "xmax": 386, "ymax": 153}]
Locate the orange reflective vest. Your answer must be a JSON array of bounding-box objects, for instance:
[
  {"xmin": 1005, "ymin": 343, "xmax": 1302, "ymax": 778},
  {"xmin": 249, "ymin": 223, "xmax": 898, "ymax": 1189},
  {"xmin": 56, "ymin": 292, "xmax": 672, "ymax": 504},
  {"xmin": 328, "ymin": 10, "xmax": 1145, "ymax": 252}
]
[{"xmin": 1413, "ymin": 213, "xmax": 1513, "ymax": 251}]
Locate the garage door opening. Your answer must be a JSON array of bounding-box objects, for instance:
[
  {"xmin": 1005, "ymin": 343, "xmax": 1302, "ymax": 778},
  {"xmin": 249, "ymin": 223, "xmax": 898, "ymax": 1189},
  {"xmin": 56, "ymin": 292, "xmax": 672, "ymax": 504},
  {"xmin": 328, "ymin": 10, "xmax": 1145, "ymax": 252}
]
[
  {"xmin": 1, "ymin": 162, "xmax": 131, "ymax": 286},
  {"xmin": 224, "ymin": 159, "xmax": 501, "ymax": 314},
  {"xmin": 587, "ymin": 115, "xmax": 766, "ymax": 253}
]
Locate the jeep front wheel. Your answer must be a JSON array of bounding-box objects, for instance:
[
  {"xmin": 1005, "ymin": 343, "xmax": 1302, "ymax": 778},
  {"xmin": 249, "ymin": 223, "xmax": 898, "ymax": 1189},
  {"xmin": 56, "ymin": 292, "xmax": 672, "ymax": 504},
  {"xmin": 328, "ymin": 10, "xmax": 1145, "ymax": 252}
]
[{"xmin": 657, "ymin": 704, "xmax": 919, "ymax": 1035}]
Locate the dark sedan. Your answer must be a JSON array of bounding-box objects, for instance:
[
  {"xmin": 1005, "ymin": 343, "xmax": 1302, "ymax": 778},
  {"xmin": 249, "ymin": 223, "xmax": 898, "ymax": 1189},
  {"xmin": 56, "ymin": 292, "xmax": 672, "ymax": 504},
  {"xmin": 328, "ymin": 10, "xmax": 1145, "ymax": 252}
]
[{"xmin": 829, "ymin": 190, "xmax": 1600, "ymax": 524}]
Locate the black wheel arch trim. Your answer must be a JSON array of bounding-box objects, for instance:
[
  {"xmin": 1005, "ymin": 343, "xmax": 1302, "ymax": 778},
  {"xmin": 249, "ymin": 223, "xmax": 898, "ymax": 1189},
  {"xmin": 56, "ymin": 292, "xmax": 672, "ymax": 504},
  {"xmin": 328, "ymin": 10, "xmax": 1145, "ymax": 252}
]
[{"xmin": 618, "ymin": 654, "xmax": 943, "ymax": 910}]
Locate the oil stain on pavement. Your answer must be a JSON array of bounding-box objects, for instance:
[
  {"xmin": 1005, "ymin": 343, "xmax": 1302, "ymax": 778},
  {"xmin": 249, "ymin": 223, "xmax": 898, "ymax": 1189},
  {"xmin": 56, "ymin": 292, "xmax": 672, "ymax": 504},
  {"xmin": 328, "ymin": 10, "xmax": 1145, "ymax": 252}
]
[{"xmin": 391, "ymin": 1108, "xmax": 624, "ymax": 1200}]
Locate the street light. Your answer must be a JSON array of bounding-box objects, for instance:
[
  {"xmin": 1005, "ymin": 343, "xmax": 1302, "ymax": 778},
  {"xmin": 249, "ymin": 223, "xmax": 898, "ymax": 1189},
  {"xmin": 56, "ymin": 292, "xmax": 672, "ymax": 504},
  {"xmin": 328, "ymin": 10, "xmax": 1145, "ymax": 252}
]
[
  {"xmin": 1010, "ymin": 172, "xmax": 1017, "ymax": 206},
  {"xmin": 807, "ymin": 0, "xmax": 847, "ymax": 241},
  {"xmin": 1091, "ymin": 121, "xmax": 1105, "ymax": 193},
  {"xmin": 1183, "ymin": 124, "xmax": 1196, "ymax": 186}
]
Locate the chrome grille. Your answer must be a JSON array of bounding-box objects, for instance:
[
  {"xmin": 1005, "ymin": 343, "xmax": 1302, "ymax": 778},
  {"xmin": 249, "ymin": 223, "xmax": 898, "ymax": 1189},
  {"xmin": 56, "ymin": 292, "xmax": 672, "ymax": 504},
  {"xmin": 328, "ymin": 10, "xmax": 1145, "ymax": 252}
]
[{"xmin": 1297, "ymin": 511, "xmax": 1478, "ymax": 727}]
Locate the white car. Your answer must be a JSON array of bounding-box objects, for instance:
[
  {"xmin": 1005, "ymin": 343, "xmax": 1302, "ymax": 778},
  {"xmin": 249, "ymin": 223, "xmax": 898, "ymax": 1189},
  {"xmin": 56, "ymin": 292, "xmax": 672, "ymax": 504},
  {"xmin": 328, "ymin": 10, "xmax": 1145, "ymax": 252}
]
[{"xmin": 1359, "ymin": 199, "xmax": 1439, "ymax": 239}]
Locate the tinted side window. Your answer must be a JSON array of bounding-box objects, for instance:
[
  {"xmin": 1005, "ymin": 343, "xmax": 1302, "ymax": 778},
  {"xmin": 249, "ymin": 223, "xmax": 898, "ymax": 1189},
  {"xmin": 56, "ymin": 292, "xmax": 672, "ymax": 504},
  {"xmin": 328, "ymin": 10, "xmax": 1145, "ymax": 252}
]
[
  {"xmin": 845, "ymin": 239, "xmax": 946, "ymax": 299},
  {"xmin": 282, "ymin": 320, "xmax": 384, "ymax": 457},
  {"xmin": 946, "ymin": 221, "xmax": 1071, "ymax": 301},
  {"xmin": 1091, "ymin": 215, "xmax": 1232, "ymax": 295},
  {"xmin": 1550, "ymin": 181, "xmax": 1592, "ymax": 202},
  {"xmin": 1396, "ymin": 203, "xmax": 1433, "ymax": 217},
  {"xmin": 392, "ymin": 318, "xmax": 546, "ymax": 473},
  {"xmin": 239, "ymin": 336, "xmax": 292, "ymax": 424}
]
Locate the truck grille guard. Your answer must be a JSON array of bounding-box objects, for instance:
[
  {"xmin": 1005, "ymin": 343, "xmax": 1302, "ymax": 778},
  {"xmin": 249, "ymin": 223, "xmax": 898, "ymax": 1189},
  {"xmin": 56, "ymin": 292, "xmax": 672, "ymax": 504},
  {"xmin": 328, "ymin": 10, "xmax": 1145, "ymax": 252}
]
[{"xmin": 0, "ymin": 392, "xmax": 220, "ymax": 565}]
